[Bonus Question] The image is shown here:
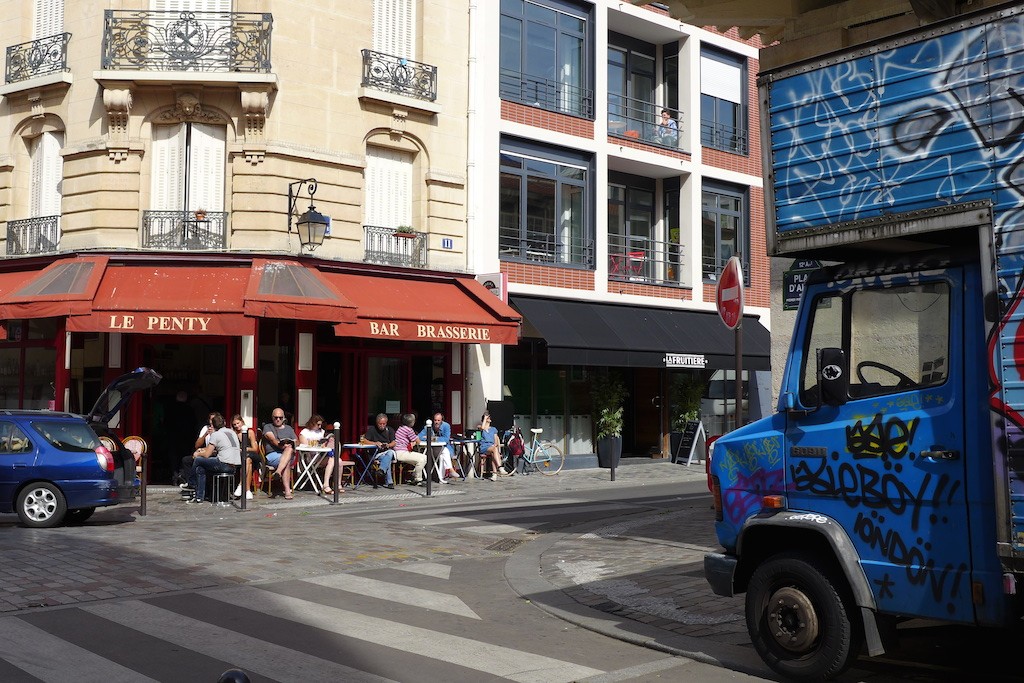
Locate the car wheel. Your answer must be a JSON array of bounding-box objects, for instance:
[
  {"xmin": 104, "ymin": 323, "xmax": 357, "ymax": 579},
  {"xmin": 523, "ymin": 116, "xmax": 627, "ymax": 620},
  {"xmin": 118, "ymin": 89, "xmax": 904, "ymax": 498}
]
[
  {"xmin": 16, "ymin": 482, "xmax": 67, "ymax": 529},
  {"xmin": 746, "ymin": 552, "xmax": 861, "ymax": 682},
  {"xmin": 65, "ymin": 507, "xmax": 96, "ymax": 525}
]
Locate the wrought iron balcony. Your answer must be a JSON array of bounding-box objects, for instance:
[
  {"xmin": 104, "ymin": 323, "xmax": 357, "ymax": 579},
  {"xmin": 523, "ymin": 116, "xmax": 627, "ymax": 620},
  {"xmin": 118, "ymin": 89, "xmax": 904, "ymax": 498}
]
[
  {"xmin": 499, "ymin": 68, "xmax": 594, "ymax": 119},
  {"xmin": 364, "ymin": 225, "xmax": 428, "ymax": 269},
  {"xmin": 608, "ymin": 234, "xmax": 683, "ymax": 286},
  {"xmin": 101, "ymin": 10, "xmax": 272, "ymax": 72},
  {"xmin": 700, "ymin": 118, "xmax": 748, "ymax": 155},
  {"xmin": 361, "ymin": 49, "xmax": 437, "ymax": 102},
  {"xmin": 7, "ymin": 216, "xmax": 60, "ymax": 255},
  {"xmin": 5, "ymin": 33, "xmax": 71, "ymax": 84},
  {"xmin": 142, "ymin": 210, "xmax": 226, "ymax": 250}
]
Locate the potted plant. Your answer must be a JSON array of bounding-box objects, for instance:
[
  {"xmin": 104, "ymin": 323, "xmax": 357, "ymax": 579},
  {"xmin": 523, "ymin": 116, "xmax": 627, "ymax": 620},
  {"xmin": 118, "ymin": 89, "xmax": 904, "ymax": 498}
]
[
  {"xmin": 590, "ymin": 371, "xmax": 628, "ymax": 468},
  {"xmin": 669, "ymin": 373, "xmax": 705, "ymax": 461},
  {"xmin": 394, "ymin": 225, "xmax": 416, "ymax": 238}
]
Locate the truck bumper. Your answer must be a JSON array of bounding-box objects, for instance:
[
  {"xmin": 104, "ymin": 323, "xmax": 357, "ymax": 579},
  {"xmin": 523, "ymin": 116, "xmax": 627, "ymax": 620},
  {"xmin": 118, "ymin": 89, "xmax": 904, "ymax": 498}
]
[{"xmin": 704, "ymin": 552, "xmax": 738, "ymax": 597}]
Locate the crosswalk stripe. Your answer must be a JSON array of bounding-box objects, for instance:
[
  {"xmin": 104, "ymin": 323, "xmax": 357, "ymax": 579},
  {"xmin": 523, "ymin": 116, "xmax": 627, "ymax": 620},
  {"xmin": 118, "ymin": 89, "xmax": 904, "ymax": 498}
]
[
  {"xmin": 459, "ymin": 523, "xmax": 543, "ymax": 535},
  {"xmin": 0, "ymin": 617, "xmax": 158, "ymax": 683},
  {"xmin": 211, "ymin": 585, "xmax": 604, "ymax": 683},
  {"xmin": 81, "ymin": 601, "xmax": 395, "ymax": 683},
  {"xmin": 305, "ymin": 573, "xmax": 480, "ymax": 619},
  {"xmin": 391, "ymin": 502, "xmax": 631, "ymax": 525},
  {"xmin": 394, "ymin": 562, "xmax": 452, "ymax": 579}
]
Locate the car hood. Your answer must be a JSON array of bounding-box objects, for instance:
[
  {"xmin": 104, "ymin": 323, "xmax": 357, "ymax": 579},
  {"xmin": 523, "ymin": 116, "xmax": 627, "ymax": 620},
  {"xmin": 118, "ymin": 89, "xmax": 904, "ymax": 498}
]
[{"xmin": 85, "ymin": 367, "xmax": 162, "ymax": 425}]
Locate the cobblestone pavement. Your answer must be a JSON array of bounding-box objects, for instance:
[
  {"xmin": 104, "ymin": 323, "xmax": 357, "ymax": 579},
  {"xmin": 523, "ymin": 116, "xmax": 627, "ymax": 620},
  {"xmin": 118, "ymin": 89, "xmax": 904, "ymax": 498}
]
[{"xmin": 0, "ymin": 458, "xmax": 710, "ymax": 617}]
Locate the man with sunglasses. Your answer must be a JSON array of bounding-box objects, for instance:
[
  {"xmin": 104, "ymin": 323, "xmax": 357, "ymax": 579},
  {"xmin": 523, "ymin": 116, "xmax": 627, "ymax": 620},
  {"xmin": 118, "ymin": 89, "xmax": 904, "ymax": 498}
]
[{"xmin": 262, "ymin": 408, "xmax": 297, "ymax": 499}]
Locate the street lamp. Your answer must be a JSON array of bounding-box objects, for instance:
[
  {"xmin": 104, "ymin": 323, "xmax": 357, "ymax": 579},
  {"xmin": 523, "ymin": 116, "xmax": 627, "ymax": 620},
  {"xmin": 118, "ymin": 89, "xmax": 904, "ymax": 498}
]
[{"xmin": 287, "ymin": 178, "xmax": 329, "ymax": 251}]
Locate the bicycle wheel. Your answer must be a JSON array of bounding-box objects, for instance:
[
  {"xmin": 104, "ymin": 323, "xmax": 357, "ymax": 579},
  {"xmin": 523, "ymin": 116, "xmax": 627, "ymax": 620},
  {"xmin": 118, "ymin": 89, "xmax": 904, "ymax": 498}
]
[{"xmin": 535, "ymin": 442, "xmax": 564, "ymax": 475}]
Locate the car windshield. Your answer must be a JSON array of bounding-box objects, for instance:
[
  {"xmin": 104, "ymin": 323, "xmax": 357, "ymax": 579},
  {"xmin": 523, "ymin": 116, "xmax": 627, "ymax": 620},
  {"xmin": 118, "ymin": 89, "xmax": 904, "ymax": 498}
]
[{"xmin": 29, "ymin": 420, "xmax": 100, "ymax": 453}]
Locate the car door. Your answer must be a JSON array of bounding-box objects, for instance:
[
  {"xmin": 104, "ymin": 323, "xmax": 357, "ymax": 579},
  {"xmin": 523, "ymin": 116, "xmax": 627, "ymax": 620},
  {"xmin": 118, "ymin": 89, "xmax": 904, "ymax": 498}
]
[
  {"xmin": 785, "ymin": 267, "xmax": 972, "ymax": 622},
  {"xmin": 0, "ymin": 420, "xmax": 37, "ymax": 508}
]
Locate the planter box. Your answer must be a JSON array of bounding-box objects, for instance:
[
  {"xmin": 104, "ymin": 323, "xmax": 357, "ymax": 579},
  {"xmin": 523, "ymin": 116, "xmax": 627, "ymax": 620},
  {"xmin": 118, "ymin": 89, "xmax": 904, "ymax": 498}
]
[{"xmin": 596, "ymin": 436, "xmax": 622, "ymax": 468}]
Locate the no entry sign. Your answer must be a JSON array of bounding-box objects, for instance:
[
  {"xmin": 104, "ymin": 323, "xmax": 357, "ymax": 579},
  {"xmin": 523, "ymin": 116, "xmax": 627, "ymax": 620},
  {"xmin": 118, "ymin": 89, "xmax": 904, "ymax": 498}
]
[{"xmin": 716, "ymin": 256, "xmax": 744, "ymax": 330}]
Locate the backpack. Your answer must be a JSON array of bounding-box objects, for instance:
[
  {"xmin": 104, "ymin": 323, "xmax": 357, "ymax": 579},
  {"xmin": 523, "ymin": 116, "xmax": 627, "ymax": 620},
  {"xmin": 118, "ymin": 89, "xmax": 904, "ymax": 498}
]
[{"xmin": 504, "ymin": 427, "xmax": 525, "ymax": 457}]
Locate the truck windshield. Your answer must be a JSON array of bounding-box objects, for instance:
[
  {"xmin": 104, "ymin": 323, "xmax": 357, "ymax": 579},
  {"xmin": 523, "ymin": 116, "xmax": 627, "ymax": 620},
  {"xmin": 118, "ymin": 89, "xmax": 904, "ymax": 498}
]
[{"xmin": 801, "ymin": 281, "xmax": 949, "ymax": 403}]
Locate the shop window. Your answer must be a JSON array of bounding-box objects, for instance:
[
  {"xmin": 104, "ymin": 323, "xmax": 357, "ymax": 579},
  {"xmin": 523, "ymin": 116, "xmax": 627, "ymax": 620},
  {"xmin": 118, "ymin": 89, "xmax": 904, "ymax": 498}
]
[
  {"xmin": 0, "ymin": 319, "xmax": 57, "ymax": 410},
  {"xmin": 700, "ymin": 48, "xmax": 747, "ymax": 154},
  {"xmin": 702, "ymin": 181, "xmax": 748, "ymax": 282},
  {"xmin": 499, "ymin": 139, "xmax": 593, "ymax": 267},
  {"xmin": 499, "ymin": 0, "xmax": 593, "ymax": 118}
]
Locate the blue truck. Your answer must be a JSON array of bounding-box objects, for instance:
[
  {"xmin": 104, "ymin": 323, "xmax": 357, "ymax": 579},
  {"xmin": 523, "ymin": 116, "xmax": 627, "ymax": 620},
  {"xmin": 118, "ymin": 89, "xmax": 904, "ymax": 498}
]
[{"xmin": 704, "ymin": 4, "xmax": 1024, "ymax": 680}]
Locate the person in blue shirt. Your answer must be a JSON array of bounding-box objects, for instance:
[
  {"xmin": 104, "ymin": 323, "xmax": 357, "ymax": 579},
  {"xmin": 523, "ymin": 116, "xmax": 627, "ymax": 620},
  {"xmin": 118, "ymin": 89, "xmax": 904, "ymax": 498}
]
[
  {"xmin": 476, "ymin": 411, "xmax": 506, "ymax": 480},
  {"xmin": 418, "ymin": 411, "xmax": 456, "ymax": 483}
]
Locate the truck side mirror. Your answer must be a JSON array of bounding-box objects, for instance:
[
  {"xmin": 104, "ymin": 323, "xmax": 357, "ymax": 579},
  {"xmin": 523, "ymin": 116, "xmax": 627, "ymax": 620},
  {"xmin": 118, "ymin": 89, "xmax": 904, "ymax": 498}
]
[{"xmin": 818, "ymin": 347, "xmax": 848, "ymax": 406}]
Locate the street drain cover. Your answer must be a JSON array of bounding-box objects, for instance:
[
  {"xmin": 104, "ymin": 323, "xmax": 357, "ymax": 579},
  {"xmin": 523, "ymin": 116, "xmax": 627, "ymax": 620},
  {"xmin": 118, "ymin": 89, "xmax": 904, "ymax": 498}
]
[{"xmin": 486, "ymin": 538, "xmax": 527, "ymax": 552}]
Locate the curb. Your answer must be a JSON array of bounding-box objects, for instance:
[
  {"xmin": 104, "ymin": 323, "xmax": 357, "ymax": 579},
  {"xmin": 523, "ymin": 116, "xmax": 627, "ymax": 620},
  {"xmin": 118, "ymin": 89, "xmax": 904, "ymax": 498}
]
[{"xmin": 502, "ymin": 512, "xmax": 770, "ymax": 678}]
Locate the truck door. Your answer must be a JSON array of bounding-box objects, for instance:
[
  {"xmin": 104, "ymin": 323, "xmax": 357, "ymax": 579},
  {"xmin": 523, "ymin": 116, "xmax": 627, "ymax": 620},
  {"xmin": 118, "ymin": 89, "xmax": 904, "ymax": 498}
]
[{"xmin": 786, "ymin": 268, "xmax": 972, "ymax": 622}]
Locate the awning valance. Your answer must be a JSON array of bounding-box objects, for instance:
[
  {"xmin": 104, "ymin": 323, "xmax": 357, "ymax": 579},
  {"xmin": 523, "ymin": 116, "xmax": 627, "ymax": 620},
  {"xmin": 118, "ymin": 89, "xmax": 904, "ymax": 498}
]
[
  {"xmin": 511, "ymin": 295, "xmax": 770, "ymax": 370},
  {"xmin": 326, "ymin": 272, "xmax": 521, "ymax": 344}
]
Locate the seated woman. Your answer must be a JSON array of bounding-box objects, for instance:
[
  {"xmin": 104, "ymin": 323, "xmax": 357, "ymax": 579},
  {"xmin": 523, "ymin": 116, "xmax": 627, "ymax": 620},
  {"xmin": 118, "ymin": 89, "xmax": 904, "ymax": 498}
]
[
  {"xmin": 299, "ymin": 413, "xmax": 334, "ymax": 448},
  {"xmin": 476, "ymin": 411, "xmax": 506, "ymax": 480},
  {"xmin": 394, "ymin": 413, "xmax": 427, "ymax": 485},
  {"xmin": 231, "ymin": 414, "xmax": 259, "ymax": 500}
]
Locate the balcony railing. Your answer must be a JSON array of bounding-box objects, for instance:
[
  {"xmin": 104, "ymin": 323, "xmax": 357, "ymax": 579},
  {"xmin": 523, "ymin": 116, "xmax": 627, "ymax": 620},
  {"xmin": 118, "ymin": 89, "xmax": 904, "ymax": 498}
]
[
  {"xmin": 364, "ymin": 225, "xmax": 428, "ymax": 268},
  {"xmin": 700, "ymin": 119, "xmax": 748, "ymax": 155},
  {"xmin": 608, "ymin": 94, "xmax": 683, "ymax": 151},
  {"xmin": 5, "ymin": 33, "xmax": 71, "ymax": 84},
  {"xmin": 703, "ymin": 253, "xmax": 749, "ymax": 283},
  {"xmin": 608, "ymin": 234, "xmax": 683, "ymax": 286},
  {"xmin": 499, "ymin": 68, "xmax": 594, "ymax": 119},
  {"xmin": 361, "ymin": 49, "xmax": 437, "ymax": 102},
  {"xmin": 101, "ymin": 10, "xmax": 272, "ymax": 72},
  {"xmin": 499, "ymin": 225, "xmax": 594, "ymax": 267},
  {"xmin": 7, "ymin": 216, "xmax": 60, "ymax": 255},
  {"xmin": 142, "ymin": 210, "xmax": 226, "ymax": 250}
]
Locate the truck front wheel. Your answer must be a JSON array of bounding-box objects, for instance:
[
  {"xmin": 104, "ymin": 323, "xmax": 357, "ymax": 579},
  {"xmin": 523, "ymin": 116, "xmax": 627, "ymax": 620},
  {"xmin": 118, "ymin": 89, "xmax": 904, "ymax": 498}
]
[{"xmin": 746, "ymin": 552, "xmax": 861, "ymax": 681}]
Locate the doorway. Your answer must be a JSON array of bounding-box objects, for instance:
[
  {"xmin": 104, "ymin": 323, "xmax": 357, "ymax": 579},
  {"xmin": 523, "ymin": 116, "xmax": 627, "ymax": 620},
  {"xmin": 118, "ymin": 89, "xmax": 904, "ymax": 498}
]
[{"xmin": 630, "ymin": 367, "xmax": 663, "ymax": 456}]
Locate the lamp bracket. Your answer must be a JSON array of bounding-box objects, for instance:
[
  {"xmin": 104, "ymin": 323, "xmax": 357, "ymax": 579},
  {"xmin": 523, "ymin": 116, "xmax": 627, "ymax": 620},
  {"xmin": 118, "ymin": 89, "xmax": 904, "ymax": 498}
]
[{"xmin": 287, "ymin": 178, "xmax": 318, "ymax": 232}]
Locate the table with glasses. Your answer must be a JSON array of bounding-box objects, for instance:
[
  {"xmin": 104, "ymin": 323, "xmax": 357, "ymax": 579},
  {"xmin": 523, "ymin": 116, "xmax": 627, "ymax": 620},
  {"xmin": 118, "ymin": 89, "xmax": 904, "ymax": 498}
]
[
  {"xmin": 450, "ymin": 437, "xmax": 481, "ymax": 478},
  {"xmin": 294, "ymin": 444, "xmax": 334, "ymax": 491}
]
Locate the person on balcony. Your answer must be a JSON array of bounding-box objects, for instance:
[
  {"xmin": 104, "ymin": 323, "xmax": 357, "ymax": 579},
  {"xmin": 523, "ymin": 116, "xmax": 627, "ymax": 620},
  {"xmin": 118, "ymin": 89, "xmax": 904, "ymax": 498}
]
[{"xmin": 653, "ymin": 108, "xmax": 678, "ymax": 146}]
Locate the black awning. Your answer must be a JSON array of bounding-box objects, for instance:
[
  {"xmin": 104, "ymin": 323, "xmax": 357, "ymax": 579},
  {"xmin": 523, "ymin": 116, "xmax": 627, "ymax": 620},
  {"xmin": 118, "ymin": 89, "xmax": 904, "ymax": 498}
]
[{"xmin": 511, "ymin": 295, "xmax": 770, "ymax": 370}]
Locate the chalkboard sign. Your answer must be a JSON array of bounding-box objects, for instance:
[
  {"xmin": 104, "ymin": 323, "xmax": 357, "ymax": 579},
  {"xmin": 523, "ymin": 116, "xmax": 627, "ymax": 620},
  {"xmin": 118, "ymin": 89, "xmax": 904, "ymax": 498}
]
[{"xmin": 673, "ymin": 420, "xmax": 705, "ymax": 466}]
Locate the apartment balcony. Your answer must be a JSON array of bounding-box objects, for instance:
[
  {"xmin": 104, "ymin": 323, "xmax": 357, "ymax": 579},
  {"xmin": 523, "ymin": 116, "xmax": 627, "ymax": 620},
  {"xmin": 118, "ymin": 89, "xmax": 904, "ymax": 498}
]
[
  {"xmin": 361, "ymin": 49, "xmax": 436, "ymax": 102},
  {"xmin": 101, "ymin": 10, "xmax": 272, "ymax": 74},
  {"xmin": 499, "ymin": 68, "xmax": 594, "ymax": 119},
  {"xmin": 5, "ymin": 33, "xmax": 71, "ymax": 85},
  {"xmin": 608, "ymin": 94, "xmax": 683, "ymax": 152},
  {"xmin": 364, "ymin": 225, "xmax": 428, "ymax": 269},
  {"xmin": 499, "ymin": 225, "xmax": 594, "ymax": 268},
  {"xmin": 142, "ymin": 210, "xmax": 227, "ymax": 250},
  {"xmin": 6, "ymin": 216, "xmax": 60, "ymax": 255},
  {"xmin": 608, "ymin": 234, "xmax": 683, "ymax": 286}
]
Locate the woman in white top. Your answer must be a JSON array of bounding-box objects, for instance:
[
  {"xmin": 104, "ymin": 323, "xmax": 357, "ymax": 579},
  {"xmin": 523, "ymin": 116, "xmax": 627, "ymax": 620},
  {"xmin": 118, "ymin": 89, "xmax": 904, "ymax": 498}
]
[{"xmin": 301, "ymin": 414, "xmax": 338, "ymax": 494}]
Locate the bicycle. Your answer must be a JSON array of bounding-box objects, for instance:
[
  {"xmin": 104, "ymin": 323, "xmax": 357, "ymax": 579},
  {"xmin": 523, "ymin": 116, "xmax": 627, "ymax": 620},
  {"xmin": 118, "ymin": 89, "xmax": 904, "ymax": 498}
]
[{"xmin": 503, "ymin": 426, "xmax": 564, "ymax": 476}]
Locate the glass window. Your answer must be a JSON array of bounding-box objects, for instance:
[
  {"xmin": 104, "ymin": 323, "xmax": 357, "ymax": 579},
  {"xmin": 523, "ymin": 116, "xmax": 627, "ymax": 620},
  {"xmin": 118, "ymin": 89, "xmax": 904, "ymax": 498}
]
[
  {"xmin": 702, "ymin": 182, "xmax": 747, "ymax": 281},
  {"xmin": 29, "ymin": 419, "xmax": 98, "ymax": 452},
  {"xmin": 800, "ymin": 283, "xmax": 950, "ymax": 403},
  {"xmin": 0, "ymin": 422, "xmax": 31, "ymax": 454},
  {"xmin": 499, "ymin": 0, "xmax": 592, "ymax": 118},
  {"xmin": 608, "ymin": 182, "xmax": 654, "ymax": 281},
  {"xmin": 700, "ymin": 48, "xmax": 746, "ymax": 154},
  {"xmin": 499, "ymin": 145, "xmax": 592, "ymax": 267}
]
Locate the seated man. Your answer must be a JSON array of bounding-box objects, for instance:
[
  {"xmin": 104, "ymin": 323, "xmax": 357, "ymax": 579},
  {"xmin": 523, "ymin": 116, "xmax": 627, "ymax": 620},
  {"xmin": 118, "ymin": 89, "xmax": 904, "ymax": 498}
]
[
  {"xmin": 418, "ymin": 411, "xmax": 457, "ymax": 483},
  {"xmin": 187, "ymin": 413, "xmax": 241, "ymax": 504},
  {"xmin": 362, "ymin": 413, "xmax": 397, "ymax": 489},
  {"xmin": 653, "ymin": 108, "xmax": 678, "ymax": 146},
  {"xmin": 263, "ymin": 408, "xmax": 297, "ymax": 499}
]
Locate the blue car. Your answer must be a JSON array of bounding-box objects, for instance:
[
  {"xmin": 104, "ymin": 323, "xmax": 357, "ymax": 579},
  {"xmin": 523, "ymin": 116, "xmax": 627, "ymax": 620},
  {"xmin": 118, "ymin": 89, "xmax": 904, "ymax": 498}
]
[{"xmin": 0, "ymin": 367, "xmax": 161, "ymax": 528}]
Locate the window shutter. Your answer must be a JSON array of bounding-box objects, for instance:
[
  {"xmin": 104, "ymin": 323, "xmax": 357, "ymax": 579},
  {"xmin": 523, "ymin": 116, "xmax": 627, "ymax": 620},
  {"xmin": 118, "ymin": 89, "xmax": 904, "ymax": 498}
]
[
  {"xmin": 373, "ymin": 0, "xmax": 415, "ymax": 58},
  {"xmin": 34, "ymin": 0, "xmax": 64, "ymax": 38},
  {"xmin": 151, "ymin": 124, "xmax": 186, "ymax": 211},
  {"xmin": 186, "ymin": 123, "xmax": 226, "ymax": 211},
  {"xmin": 30, "ymin": 132, "xmax": 63, "ymax": 218},
  {"xmin": 700, "ymin": 55, "xmax": 743, "ymax": 104},
  {"xmin": 365, "ymin": 146, "xmax": 413, "ymax": 229}
]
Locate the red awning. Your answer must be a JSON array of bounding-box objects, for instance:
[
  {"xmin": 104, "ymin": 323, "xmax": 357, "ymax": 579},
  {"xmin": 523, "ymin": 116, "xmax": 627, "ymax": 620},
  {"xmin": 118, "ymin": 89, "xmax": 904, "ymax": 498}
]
[
  {"xmin": 67, "ymin": 263, "xmax": 257, "ymax": 335},
  {"xmin": 0, "ymin": 256, "xmax": 355, "ymax": 336},
  {"xmin": 323, "ymin": 272, "xmax": 521, "ymax": 344}
]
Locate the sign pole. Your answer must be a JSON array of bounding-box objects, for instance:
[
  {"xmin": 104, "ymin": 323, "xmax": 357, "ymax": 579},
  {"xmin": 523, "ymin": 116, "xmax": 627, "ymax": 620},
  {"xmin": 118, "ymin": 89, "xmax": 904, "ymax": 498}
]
[
  {"xmin": 715, "ymin": 256, "xmax": 745, "ymax": 433},
  {"xmin": 735, "ymin": 324, "xmax": 743, "ymax": 431}
]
